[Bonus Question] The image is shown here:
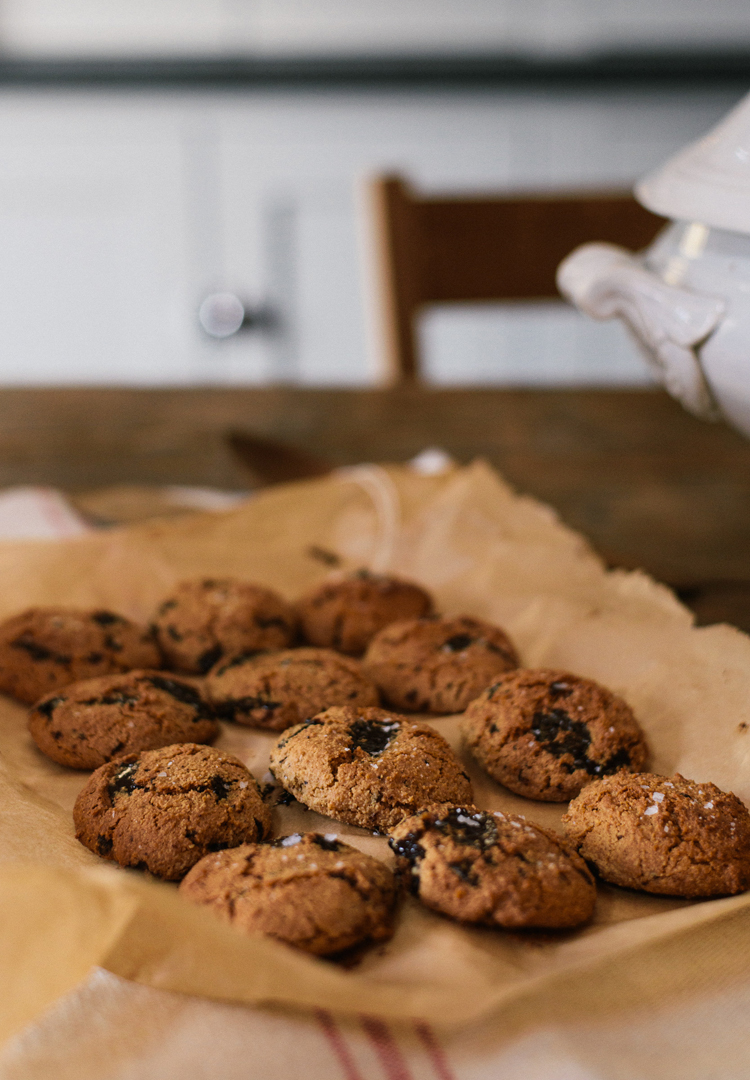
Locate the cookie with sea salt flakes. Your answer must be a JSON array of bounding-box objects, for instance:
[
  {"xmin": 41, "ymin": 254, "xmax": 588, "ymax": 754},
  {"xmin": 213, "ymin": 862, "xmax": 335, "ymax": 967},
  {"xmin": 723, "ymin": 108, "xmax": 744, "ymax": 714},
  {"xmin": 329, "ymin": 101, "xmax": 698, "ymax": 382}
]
[
  {"xmin": 363, "ymin": 615, "xmax": 519, "ymax": 714},
  {"xmin": 29, "ymin": 670, "xmax": 218, "ymax": 769},
  {"xmin": 296, "ymin": 570, "xmax": 434, "ymax": 656},
  {"xmin": 389, "ymin": 804, "xmax": 595, "ymax": 928},
  {"xmin": 461, "ymin": 669, "xmax": 648, "ymax": 802},
  {"xmin": 180, "ymin": 833, "xmax": 398, "ymax": 957},
  {"xmin": 73, "ymin": 742, "xmax": 271, "ymax": 880},
  {"xmin": 0, "ymin": 607, "xmax": 161, "ymax": 704},
  {"xmin": 268, "ymin": 705, "xmax": 473, "ymax": 832},
  {"xmin": 562, "ymin": 772, "xmax": 750, "ymax": 897},
  {"xmin": 206, "ymin": 647, "xmax": 379, "ymax": 731},
  {"xmin": 150, "ymin": 578, "xmax": 297, "ymax": 674}
]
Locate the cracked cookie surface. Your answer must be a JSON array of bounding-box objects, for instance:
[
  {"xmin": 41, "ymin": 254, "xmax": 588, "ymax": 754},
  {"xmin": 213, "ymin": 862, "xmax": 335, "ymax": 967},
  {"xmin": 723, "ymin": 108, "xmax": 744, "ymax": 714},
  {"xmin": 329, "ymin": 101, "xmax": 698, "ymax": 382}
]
[
  {"xmin": 461, "ymin": 669, "xmax": 648, "ymax": 802},
  {"xmin": 389, "ymin": 804, "xmax": 595, "ymax": 928},
  {"xmin": 0, "ymin": 607, "xmax": 161, "ymax": 704},
  {"xmin": 73, "ymin": 742, "xmax": 271, "ymax": 880},
  {"xmin": 180, "ymin": 832, "xmax": 397, "ymax": 956},
  {"xmin": 150, "ymin": 578, "xmax": 297, "ymax": 674},
  {"xmin": 29, "ymin": 670, "xmax": 218, "ymax": 769},
  {"xmin": 296, "ymin": 570, "xmax": 433, "ymax": 656},
  {"xmin": 364, "ymin": 616, "xmax": 519, "ymax": 714},
  {"xmin": 206, "ymin": 647, "xmax": 379, "ymax": 731},
  {"xmin": 268, "ymin": 704, "xmax": 473, "ymax": 832},
  {"xmin": 563, "ymin": 772, "xmax": 750, "ymax": 897}
]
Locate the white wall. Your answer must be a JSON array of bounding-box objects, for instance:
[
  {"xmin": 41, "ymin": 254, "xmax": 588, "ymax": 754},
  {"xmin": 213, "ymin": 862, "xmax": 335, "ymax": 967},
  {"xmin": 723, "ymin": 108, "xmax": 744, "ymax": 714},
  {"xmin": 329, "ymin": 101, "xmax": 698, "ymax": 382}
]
[
  {"xmin": 2, "ymin": 0, "xmax": 750, "ymax": 56},
  {"xmin": 0, "ymin": 85, "xmax": 740, "ymax": 386}
]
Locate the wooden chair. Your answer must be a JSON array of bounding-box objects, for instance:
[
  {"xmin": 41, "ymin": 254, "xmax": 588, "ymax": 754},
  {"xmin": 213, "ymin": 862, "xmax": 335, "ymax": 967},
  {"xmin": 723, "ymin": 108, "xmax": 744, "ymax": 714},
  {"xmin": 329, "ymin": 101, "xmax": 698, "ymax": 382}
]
[{"xmin": 370, "ymin": 175, "xmax": 665, "ymax": 382}]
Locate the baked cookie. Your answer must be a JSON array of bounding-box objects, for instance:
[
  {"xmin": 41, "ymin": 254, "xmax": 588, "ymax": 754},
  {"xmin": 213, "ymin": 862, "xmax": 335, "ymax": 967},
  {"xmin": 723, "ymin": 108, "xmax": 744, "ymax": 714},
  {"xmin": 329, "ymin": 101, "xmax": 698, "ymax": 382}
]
[
  {"xmin": 0, "ymin": 607, "xmax": 161, "ymax": 704},
  {"xmin": 74, "ymin": 743, "xmax": 271, "ymax": 880},
  {"xmin": 562, "ymin": 772, "xmax": 750, "ymax": 897},
  {"xmin": 29, "ymin": 670, "xmax": 218, "ymax": 769},
  {"xmin": 269, "ymin": 705, "xmax": 473, "ymax": 832},
  {"xmin": 151, "ymin": 578, "xmax": 297, "ymax": 674},
  {"xmin": 180, "ymin": 832, "xmax": 397, "ymax": 956},
  {"xmin": 461, "ymin": 669, "xmax": 648, "ymax": 802},
  {"xmin": 296, "ymin": 570, "xmax": 433, "ymax": 656},
  {"xmin": 389, "ymin": 804, "xmax": 595, "ymax": 929},
  {"xmin": 363, "ymin": 616, "xmax": 519, "ymax": 714},
  {"xmin": 206, "ymin": 647, "xmax": 379, "ymax": 731}
]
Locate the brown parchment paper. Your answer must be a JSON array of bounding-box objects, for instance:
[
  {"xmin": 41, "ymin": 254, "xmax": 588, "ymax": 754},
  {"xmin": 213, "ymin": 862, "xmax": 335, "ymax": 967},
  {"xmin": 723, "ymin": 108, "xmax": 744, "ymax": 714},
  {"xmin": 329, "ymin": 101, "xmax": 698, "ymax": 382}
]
[{"xmin": 3, "ymin": 459, "xmax": 750, "ymax": 1046}]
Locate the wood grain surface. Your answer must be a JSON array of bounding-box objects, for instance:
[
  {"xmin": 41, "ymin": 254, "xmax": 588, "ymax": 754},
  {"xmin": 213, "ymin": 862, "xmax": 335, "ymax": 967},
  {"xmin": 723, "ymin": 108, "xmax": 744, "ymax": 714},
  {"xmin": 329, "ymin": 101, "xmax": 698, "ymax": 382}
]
[{"xmin": 0, "ymin": 386, "xmax": 747, "ymax": 626}]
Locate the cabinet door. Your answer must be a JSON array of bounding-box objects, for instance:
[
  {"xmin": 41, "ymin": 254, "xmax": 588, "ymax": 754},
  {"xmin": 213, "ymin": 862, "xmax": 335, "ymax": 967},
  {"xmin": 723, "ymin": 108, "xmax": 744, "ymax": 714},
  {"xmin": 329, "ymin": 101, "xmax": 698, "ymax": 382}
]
[{"xmin": 0, "ymin": 95, "xmax": 194, "ymax": 384}]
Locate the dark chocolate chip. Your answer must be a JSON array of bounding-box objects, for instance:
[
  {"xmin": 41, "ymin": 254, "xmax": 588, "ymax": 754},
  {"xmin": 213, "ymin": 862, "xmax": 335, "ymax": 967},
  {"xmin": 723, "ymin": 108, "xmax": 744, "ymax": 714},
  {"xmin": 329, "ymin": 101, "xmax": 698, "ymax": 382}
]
[
  {"xmin": 433, "ymin": 807, "xmax": 498, "ymax": 850},
  {"xmin": 197, "ymin": 645, "xmax": 223, "ymax": 673},
  {"xmin": 530, "ymin": 708, "xmax": 631, "ymax": 777},
  {"xmin": 103, "ymin": 634, "xmax": 123, "ymax": 653},
  {"xmin": 35, "ymin": 694, "xmax": 66, "ymax": 719},
  {"xmin": 209, "ymin": 775, "xmax": 231, "ymax": 800},
  {"xmin": 158, "ymin": 599, "xmax": 177, "ymax": 615},
  {"xmin": 442, "ymin": 633, "xmax": 474, "ymax": 652},
  {"xmin": 86, "ymin": 652, "xmax": 104, "ymax": 664},
  {"xmin": 91, "ymin": 611, "xmax": 123, "ymax": 626},
  {"xmin": 108, "ymin": 761, "xmax": 139, "ymax": 799},
  {"xmin": 96, "ymin": 834, "xmax": 113, "ymax": 855},
  {"xmin": 11, "ymin": 637, "xmax": 70, "ymax": 665},
  {"xmin": 311, "ymin": 834, "xmax": 341, "ymax": 852},
  {"xmin": 349, "ymin": 718, "xmax": 400, "ymax": 756},
  {"xmin": 145, "ymin": 675, "xmax": 204, "ymax": 710}
]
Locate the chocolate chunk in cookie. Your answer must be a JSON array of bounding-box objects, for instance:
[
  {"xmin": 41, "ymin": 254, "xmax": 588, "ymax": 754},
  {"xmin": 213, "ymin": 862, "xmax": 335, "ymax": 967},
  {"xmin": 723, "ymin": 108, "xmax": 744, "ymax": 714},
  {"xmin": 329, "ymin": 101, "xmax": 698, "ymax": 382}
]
[
  {"xmin": 296, "ymin": 571, "xmax": 433, "ymax": 656},
  {"xmin": 73, "ymin": 743, "xmax": 271, "ymax": 880},
  {"xmin": 150, "ymin": 578, "xmax": 297, "ymax": 674},
  {"xmin": 29, "ymin": 670, "xmax": 218, "ymax": 769},
  {"xmin": 206, "ymin": 647, "xmax": 379, "ymax": 731},
  {"xmin": 389, "ymin": 804, "xmax": 595, "ymax": 929},
  {"xmin": 363, "ymin": 615, "xmax": 519, "ymax": 714},
  {"xmin": 0, "ymin": 607, "xmax": 161, "ymax": 704},
  {"xmin": 269, "ymin": 705, "xmax": 473, "ymax": 832},
  {"xmin": 461, "ymin": 669, "xmax": 648, "ymax": 802},
  {"xmin": 563, "ymin": 772, "xmax": 750, "ymax": 897},
  {"xmin": 180, "ymin": 832, "xmax": 397, "ymax": 956}
]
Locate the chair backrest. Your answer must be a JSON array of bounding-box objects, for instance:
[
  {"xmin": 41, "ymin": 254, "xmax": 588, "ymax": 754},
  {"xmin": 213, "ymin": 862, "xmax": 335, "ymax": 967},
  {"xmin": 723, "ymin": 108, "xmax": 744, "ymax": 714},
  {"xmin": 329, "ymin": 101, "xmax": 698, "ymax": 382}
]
[{"xmin": 371, "ymin": 175, "xmax": 665, "ymax": 382}]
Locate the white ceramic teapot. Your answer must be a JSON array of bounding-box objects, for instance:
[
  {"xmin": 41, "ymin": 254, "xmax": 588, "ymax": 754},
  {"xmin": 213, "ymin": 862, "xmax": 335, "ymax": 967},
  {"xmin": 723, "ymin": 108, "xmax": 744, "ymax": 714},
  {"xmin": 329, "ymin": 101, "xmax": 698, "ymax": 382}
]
[{"xmin": 558, "ymin": 91, "xmax": 750, "ymax": 438}]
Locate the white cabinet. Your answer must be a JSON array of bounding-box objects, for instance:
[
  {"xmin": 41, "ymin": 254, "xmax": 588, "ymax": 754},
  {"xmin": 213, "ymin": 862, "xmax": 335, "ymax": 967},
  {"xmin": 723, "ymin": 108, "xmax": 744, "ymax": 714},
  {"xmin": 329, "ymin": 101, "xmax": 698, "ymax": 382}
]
[{"xmin": 0, "ymin": 86, "xmax": 740, "ymax": 386}]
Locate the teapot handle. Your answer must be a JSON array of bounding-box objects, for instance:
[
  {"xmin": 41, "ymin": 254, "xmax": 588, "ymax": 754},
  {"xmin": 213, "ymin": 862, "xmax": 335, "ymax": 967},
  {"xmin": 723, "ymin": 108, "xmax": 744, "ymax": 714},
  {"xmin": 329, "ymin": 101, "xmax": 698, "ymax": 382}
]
[{"xmin": 557, "ymin": 242, "xmax": 725, "ymax": 419}]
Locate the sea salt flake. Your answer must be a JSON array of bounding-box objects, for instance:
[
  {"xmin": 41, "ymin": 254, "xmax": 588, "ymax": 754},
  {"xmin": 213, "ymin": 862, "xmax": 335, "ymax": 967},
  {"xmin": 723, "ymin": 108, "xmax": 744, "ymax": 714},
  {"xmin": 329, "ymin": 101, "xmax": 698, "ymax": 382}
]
[
  {"xmin": 238, "ymin": 781, "xmax": 248, "ymax": 789},
  {"xmin": 705, "ymin": 800, "xmax": 714, "ymax": 809},
  {"xmin": 652, "ymin": 792, "xmax": 664, "ymax": 802},
  {"xmin": 324, "ymin": 833, "xmax": 338, "ymax": 842},
  {"xmin": 510, "ymin": 821, "xmax": 522, "ymax": 829},
  {"xmin": 280, "ymin": 834, "xmax": 302, "ymax": 847},
  {"xmin": 157, "ymin": 771, "xmax": 167, "ymax": 777},
  {"xmin": 644, "ymin": 805, "xmax": 658, "ymax": 816}
]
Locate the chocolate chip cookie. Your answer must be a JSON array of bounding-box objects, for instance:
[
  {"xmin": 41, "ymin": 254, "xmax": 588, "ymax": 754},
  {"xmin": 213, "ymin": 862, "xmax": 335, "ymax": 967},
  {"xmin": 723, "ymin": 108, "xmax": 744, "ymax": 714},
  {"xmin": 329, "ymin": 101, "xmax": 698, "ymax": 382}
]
[
  {"xmin": 296, "ymin": 570, "xmax": 434, "ymax": 656},
  {"xmin": 206, "ymin": 647, "xmax": 379, "ymax": 731},
  {"xmin": 269, "ymin": 705, "xmax": 473, "ymax": 832},
  {"xmin": 363, "ymin": 616, "xmax": 519, "ymax": 714},
  {"xmin": 389, "ymin": 804, "xmax": 595, "ymax": 928},
  {"xmin": 0, "ymin": 607, "xmax": 161, "ymax": 704},
  {"xmin": 29, "ymin": 670, "xmax": 218, "ymax": 769},
  {"xmin": 151, "ymin": 578, "xmax": 297, "ymax": 674},
  {"xmin": 74, "ymin": 743, "xmax": 271, "ymax": 880},
  {"xmin": 563, "ymin": 772, "xmax": 750, "ymax": 897},
  {"xmin": 461, "ymin": 669, "xmax": 648, "ymax": 802},
  {"xmin": 180, "ymin": 832, "xmax": 397, "ymax": 956}
]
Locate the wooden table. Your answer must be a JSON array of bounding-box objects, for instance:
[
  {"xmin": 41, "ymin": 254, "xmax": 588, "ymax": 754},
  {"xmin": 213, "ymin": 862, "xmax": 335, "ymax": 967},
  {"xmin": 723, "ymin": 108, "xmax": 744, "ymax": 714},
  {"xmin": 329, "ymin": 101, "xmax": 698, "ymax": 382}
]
[{"xmin": 0, "ymin": 385, "xmax": 748, "ymax": 629}]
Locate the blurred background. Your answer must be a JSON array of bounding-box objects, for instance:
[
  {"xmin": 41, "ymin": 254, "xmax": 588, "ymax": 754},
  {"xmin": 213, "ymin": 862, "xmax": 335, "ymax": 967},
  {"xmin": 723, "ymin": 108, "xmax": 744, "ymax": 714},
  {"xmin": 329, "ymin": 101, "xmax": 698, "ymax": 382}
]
[{"xmin": 0, "ymin": 0, "xmax": 746, "ymax": 389}]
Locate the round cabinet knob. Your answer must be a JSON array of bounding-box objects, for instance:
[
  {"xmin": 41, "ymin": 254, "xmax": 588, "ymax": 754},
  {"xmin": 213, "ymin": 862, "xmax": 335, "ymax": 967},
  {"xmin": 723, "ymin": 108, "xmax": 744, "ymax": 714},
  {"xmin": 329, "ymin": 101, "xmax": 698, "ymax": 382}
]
[{"xmin": 198, "ymin": 293, "xmax": 247, "ymax": 338}]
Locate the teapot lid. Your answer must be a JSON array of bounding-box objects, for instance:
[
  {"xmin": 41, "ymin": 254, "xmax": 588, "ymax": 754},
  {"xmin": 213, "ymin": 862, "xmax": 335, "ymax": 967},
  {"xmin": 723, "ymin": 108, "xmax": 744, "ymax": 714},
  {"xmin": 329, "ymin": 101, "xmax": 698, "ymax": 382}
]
[{"xmin": 636, "ymin": 90, "xmax": 750, "ymax": 236}]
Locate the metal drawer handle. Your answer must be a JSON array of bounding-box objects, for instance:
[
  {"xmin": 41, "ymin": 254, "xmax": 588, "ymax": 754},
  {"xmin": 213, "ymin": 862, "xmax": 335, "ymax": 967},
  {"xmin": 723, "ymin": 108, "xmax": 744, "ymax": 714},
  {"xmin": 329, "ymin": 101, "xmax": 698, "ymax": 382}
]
[{"xmin": 198, "ymin": 293, "xmax": 276, "ymax": 339}]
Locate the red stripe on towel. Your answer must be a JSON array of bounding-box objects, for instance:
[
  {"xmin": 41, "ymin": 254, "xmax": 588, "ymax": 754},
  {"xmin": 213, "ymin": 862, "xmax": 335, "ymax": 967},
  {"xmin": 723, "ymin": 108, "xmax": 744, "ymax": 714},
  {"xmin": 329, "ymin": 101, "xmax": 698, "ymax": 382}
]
[
  {"xmin": 414, "ymin": 1022, "xmax": 458, "ymax": 1080},
  {"xmin": 315, "ymin": 1009, "xmax": 365, "ymax": 1080},
  {"xmin": 360, "ymin": 1016, "xmax": 414, "ymax": 1080}
]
